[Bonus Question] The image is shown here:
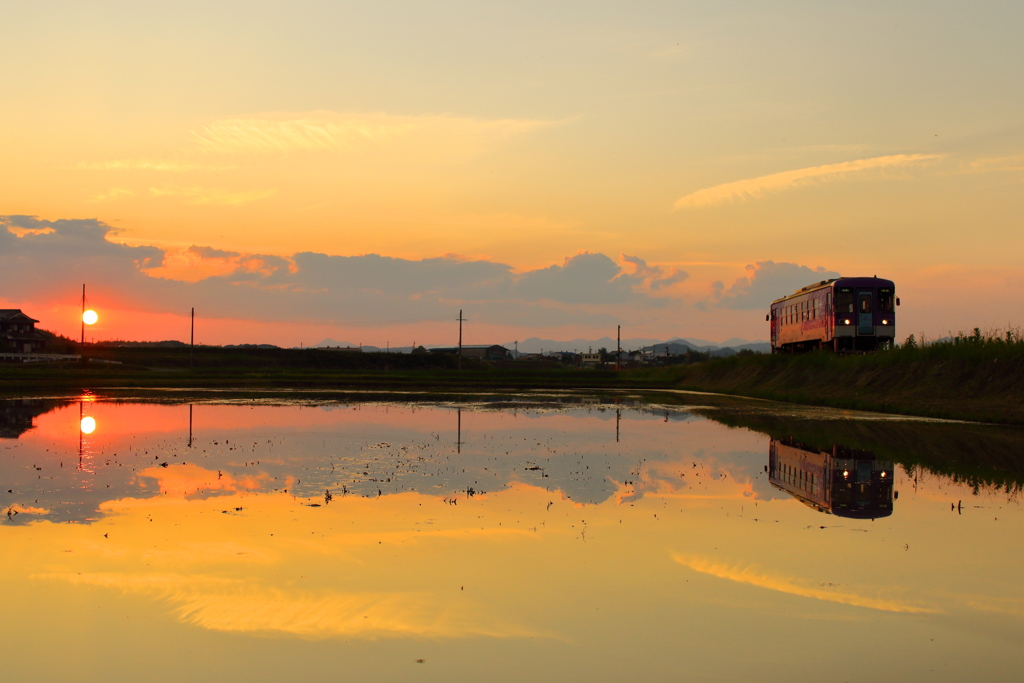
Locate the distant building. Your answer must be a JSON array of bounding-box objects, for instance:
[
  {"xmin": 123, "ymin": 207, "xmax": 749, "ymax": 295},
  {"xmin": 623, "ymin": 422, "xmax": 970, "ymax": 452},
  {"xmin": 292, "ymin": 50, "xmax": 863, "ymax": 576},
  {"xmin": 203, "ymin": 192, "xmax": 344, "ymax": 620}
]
[
  {"xmin": 429, "ymin": 344, "xmax": 511, "ymax": 360},
  {"xmin": 0, "ymin": 310, "xmax": 47, "ymax": 354},
  {"xmin": 580, "ymin": 353, "xmax": 602, "ymax": 366}
]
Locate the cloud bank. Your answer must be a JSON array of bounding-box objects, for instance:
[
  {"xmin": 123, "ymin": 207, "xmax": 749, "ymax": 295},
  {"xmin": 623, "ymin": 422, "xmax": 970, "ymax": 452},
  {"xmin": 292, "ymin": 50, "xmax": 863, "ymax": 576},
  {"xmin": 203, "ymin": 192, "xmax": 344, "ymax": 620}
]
[
  {"xmin": 703, "ymin": 260, "xmax": 841, "ymax": 310},
  {"xmin": 0, "ymin": 216, "xmax": 687, "ymax": 332},
  {"xmin": 675, "ymin": 154, "xmax": 942, "ymax": 209}
]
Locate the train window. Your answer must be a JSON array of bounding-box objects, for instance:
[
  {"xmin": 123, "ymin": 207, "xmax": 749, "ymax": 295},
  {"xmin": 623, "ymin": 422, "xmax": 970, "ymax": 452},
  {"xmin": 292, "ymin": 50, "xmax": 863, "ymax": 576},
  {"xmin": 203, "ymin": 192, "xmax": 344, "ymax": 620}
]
[
  {"xmin": 878, "ymin": 290, "xmax": 894, "ymax": 312},
  {"xmin": 859, "ymin": 292, "xmax": 872, "ymax": 313},
  {"xmin": 836, "ymin": 290, "xmax": 854, "ymax": 313}
]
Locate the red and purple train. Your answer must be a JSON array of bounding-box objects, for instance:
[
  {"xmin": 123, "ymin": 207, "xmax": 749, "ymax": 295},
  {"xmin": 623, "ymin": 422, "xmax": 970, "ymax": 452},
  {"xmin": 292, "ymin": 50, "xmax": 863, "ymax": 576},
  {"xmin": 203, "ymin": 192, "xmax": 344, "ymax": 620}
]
[
  {"xmin": 769, "ymin": 437, "xmax": 894, "ymax": 519},
  {"xmin": 768, "ymin": 277, "xmax": 899, "ymax": 353}
]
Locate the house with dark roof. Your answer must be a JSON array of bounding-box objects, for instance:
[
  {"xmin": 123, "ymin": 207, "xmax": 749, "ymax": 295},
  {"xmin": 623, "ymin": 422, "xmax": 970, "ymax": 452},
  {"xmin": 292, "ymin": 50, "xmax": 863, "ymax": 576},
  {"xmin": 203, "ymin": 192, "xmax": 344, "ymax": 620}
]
[{"xmin": 0, "ymin": 310, "xmax": 48, "ymax": 354}]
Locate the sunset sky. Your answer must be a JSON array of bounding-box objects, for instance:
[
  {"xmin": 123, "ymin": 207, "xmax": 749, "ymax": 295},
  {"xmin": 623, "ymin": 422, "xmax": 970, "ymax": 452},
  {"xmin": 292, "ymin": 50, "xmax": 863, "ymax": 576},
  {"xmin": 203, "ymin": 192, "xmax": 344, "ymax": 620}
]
[{"xmin": 2, "ymin": 1, "xmax": 1022, "ymax": 346}]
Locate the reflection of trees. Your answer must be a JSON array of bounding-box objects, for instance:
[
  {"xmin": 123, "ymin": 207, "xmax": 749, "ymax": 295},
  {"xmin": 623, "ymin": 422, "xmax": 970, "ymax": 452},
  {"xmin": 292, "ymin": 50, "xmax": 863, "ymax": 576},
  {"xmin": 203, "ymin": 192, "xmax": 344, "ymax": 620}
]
[
  {"xmin": 0, "ymin": 399, "xmax": 73, "ymax": 439},
  {"xmin": 703, "ymin": 410, "xmax": 1024, "ymax": 498}
]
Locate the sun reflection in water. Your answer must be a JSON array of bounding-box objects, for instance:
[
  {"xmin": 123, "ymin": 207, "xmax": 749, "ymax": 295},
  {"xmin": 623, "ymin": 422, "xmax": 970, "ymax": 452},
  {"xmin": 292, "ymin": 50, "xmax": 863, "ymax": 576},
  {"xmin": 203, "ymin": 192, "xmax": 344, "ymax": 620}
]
[{"xmin": 80, "ymin": 416, "xmax": 97, "ymax": 434}]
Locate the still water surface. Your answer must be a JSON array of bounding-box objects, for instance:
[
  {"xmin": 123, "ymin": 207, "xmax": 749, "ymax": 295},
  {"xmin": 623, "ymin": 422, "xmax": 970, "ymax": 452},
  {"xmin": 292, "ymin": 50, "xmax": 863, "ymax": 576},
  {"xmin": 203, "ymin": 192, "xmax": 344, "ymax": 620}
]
[{"xmin": 2, "ymin": 393, "xmax": 1023, "ymax": 682}]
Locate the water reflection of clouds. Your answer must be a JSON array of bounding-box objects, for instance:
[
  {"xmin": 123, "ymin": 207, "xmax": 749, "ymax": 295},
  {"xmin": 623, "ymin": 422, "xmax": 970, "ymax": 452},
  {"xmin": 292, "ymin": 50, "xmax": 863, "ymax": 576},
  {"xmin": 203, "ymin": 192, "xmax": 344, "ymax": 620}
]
[
  {"xmin": 4, "ymin": 398, "xmax": 1023, "ymax": 530},
  {"xmin": 5, "ymin": 402, "xmax": 763, "ymax": 523},
  {"xmin": 673, "ymin": 554, "xmax": 940, "ymax": 614},
  {"xmin": 138, "ymin": 463, "xmax": 270, "ymax": 498},
  {"xmin": 40, "ymin": 571, "xmax": 545, "ymax": 640}
]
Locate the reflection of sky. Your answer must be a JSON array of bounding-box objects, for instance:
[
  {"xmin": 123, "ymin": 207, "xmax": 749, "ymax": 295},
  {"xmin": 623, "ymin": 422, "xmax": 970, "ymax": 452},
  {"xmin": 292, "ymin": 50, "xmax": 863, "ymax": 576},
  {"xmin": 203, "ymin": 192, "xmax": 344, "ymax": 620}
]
[
  {"xmin": 1, "ymin": 401, "xmax": 770, "ymax": 522},
  {"xmin": 2, "ymin": 400, "xmax": 1023, "ymax": 681}
]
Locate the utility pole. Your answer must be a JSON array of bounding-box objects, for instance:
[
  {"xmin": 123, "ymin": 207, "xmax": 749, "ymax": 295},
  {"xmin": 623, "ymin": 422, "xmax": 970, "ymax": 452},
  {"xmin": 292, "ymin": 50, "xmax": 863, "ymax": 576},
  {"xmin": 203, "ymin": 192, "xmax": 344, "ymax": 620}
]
[
  {"xmin": 457, "ymin": 309, "xmax": 466, "ymax": 370},
  {"xmin": 514, "ymin": 340, "xmax": 518, "ymax": 360},
  {"xmin": 80, "ymin": 284, "xmax": 86, "ymax": 345},
  {"xmin": 617, "ymin": 324, "xmax": 621, "ymax": 370},
  {"xmin": 190, "ymin": 307, "xmax": 195, "ymax": 368}
]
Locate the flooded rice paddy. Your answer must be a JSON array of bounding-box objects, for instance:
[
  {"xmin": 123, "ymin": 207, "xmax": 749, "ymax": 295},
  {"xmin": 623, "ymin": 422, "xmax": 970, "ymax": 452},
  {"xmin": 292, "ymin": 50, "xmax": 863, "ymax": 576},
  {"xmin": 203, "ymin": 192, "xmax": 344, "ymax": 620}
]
[{"xmin": 2, "ymin": 392, "xmax": 1023, "ymax": 682}]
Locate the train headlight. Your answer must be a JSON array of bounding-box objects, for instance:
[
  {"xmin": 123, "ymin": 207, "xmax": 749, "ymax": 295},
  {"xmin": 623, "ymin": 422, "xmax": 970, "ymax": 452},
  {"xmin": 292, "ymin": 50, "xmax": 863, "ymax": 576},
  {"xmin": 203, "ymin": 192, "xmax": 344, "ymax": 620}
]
[
  {"xmin": 843, "ymin": 470, "xmax": 849, "ymax": 478},
  {"xmin": 882, "ymin": 319, "xmax": 889, "ymax": 325},
  {"xmin": 843, "ymin": 319, "xmax": 851, "ymax": 325},
  {"xmin": 881, "ymin": 471, "xmax": 887, "ymax": 478}
]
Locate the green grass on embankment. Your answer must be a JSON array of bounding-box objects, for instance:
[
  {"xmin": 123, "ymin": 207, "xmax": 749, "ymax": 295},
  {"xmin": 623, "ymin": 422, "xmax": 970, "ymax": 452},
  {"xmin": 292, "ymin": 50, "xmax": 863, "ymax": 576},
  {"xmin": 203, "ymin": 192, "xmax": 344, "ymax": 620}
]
[{"xmin": 635, "ymin": 329, "xmax": 1024, "ymax": 425}]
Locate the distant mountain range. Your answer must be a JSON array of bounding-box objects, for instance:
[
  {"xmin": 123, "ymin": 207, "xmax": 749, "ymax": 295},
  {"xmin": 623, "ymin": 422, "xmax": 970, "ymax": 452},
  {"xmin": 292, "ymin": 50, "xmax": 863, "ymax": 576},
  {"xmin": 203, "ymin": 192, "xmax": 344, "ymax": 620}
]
[
  {"xmin": 95, "ymin": 336, "xmax": 770, "ymax": 356},
  {"xmin": 501, "ymin": 336, "xmax": 769, "ymax": 356},
  {"xmin": 308, "ymin": 336, "xmax": 771, "ymax": 356}
]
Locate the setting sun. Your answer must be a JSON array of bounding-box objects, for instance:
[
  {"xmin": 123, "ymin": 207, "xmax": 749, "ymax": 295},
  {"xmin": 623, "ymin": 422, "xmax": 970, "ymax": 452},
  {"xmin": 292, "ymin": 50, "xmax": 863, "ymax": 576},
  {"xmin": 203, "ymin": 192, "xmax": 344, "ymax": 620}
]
[{"xmin": 82, "ymin": 310, "xmax": 98, "ymax": 325}]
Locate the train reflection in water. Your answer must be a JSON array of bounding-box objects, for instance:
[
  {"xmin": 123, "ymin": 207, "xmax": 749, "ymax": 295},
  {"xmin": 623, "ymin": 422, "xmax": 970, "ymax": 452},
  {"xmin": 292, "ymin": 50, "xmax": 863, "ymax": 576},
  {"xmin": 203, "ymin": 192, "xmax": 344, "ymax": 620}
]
[{"xmin": 769, "ymin": 437, "xmax": 895, "ymax": 518}]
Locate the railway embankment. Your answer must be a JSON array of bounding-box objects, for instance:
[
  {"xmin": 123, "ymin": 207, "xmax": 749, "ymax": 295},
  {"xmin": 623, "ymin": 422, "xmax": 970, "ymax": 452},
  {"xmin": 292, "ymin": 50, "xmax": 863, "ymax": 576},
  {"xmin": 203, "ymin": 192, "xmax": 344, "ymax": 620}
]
[{"xmin": 650, "ymin": 330, "xmax": 1024, "ymax": 425}]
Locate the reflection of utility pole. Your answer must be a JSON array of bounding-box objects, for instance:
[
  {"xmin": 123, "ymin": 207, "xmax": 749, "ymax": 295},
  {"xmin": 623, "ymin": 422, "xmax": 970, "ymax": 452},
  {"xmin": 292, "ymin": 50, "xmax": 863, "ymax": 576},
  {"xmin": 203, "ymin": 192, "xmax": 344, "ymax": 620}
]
[
  {"xmin": 616, "ymin": 408, "xmax": 620, "ymax": 443},
  {"xmin": 190, "ymin": 307, "xmax": 195, "ymax": 368},
  {"xmin": 457, "ymin": 408, "xmax": 462, "ymax": 454},
  {"xmin": 457, "ymin": 310, "xmax": 466, "ymax": 370},
  {"xmin": 78, "ymin": 400, "xmax": 83, "ymax": 468},
  {"xmin": 188, "ymin": 404, "xmax": 193, "ymax": 448}
]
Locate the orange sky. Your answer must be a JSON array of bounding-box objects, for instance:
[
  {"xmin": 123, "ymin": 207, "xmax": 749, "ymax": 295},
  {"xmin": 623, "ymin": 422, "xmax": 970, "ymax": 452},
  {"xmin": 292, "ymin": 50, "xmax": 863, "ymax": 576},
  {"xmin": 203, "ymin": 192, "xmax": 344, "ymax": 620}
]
[{"xmin": 2, "ymin": 2, "xmax": 1023, "ymax": 345}]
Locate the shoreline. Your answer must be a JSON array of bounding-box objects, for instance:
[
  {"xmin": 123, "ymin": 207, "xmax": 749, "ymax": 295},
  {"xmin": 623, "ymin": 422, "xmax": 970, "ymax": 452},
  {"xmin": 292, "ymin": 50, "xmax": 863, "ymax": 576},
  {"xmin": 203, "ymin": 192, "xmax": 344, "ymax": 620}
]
[{"xmin": 3, "ymin": 340, "xmax": 1022, "ymax": 425}]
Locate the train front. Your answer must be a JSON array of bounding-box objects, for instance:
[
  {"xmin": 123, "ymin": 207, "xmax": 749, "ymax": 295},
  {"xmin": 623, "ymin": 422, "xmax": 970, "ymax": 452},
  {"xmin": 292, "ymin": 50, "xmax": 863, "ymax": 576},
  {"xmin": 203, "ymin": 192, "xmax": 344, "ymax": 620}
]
[{"xmin": 831, "ymin": 277, "xmax": 897, "ymax": 351}]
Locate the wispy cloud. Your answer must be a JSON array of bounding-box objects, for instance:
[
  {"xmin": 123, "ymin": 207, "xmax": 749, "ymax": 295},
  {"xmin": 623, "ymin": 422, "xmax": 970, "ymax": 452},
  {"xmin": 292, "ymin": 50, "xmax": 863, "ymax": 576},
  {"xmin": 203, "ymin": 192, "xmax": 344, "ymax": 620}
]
[
  {"xmin": 674, "ymin": 154, "xmax": 943, "ymax": 209},
  {"xmin": 673, "ymin": 554, "xmax": 939, "ymax": 614},
  {"xmin": 77, "ymin": 160, "xmax": 236, "ymax": 172},
  {"xmin": 190, "ymin": 112, "xmax": 556, "ymax": 160},
  {"xmin": 967, "ymin": 154, "xmax": 1024, "ymax": 174},
  {"xmin": 75, "ymin": 112, "xmax": 560, "ymax": 178},
  {"xmin": 89, "ymin": 187, "xmax": 135, "ymax": 203},
  {"xmin": 149, "ymin": 186, "xmax": 275, "ymax": 206}
]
